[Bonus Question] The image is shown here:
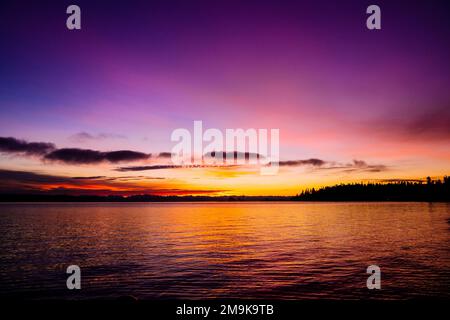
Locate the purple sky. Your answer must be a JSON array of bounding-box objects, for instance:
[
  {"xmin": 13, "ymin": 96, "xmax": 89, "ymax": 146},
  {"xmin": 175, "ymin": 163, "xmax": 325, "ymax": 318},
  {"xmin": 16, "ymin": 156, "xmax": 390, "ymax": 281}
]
[{"xmin": 0, "ymin": 0, "xmax": 449, "ymax": 195}]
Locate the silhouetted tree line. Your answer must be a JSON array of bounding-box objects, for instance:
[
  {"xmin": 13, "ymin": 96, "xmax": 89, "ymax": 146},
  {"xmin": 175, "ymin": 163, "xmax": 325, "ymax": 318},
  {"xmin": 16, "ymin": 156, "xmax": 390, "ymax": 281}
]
[
  {"xmin": 1, "ymin": 176, "xmax": 449, "ymax": 202},
  {"xmin": 294, "ymin": 176, "xmax": 450, "ymax": 201}
]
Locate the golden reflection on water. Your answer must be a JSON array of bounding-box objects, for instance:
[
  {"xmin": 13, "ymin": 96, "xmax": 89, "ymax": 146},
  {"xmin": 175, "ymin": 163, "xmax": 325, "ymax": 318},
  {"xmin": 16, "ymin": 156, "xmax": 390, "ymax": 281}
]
[{"xmin": 0, "ymin": 202, "xmax": 449, "ymax": 299}]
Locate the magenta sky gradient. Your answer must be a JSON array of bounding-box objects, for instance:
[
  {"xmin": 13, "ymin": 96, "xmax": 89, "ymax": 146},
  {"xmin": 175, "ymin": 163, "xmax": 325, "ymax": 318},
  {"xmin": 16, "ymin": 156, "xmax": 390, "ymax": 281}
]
[{"xmin": 0, "ymin": 0, "xmax": 449, "ymax": 195}]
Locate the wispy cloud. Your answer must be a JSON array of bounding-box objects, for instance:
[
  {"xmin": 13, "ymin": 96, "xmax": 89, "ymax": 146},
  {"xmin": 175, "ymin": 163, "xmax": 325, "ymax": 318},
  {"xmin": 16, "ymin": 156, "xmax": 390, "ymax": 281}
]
[
  {"xmin": 114, "ymin": 164, "xmax": 234, "ymax": 172},
  {"xmin": 376, "ymin": 178, "xmax": 425, "ymax": 183},
  {"xmin": 69, "ymin": 132, "xmax": 127, "ymax": 143},
  {"xmin": 346, "ymin": 160, "xmax": 387, "ymax": 173},
  {"xmin": 403, "ymin": 106, "xmax": 450, "ymax": 140},
  {"xmin": 319, "ymin": 160, "xmax": 388, "ymax": 173},
  {"xmin": 272, "ymin": 158, "xmax": 388, "ymax": 173},
  {"xmin": 363, "ymin": 106, "xmax": 450, "ymax": 142},
  {"xmin": 115, "ymin": 158, "xmax": 388, "ymax": 174}
]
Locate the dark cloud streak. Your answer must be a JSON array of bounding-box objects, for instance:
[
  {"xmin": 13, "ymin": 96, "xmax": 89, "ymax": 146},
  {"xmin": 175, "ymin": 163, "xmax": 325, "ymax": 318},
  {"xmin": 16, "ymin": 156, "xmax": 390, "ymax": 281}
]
[
  {"xmin": 0, "ymin": 136, "xmax": 151, "ymax": 165},
  {"xmin": 278, "ymin": 159, "xmax": 325, "ymax": 167},
  {"xmin": 44, "ymin": 148, "xmax": 150, "ymax": 164},
  {"xmin": 116, "ymin": 165, "xmax": 194, "ymax": 172},
  {"xmin": 0, "ymin": 137, "xmax": 55, "ymax": 156}
]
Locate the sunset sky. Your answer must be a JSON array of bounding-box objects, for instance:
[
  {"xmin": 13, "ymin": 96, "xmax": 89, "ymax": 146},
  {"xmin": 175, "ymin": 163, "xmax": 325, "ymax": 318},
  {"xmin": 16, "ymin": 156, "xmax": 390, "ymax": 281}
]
[{"xmin": 0, "ymin": 0, "xmax": 449, "ymax": 196}]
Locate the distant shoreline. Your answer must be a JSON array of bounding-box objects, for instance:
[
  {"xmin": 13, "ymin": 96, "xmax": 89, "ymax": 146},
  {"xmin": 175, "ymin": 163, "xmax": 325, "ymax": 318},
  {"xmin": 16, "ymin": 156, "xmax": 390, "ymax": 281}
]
[
  {"xmin": 1, "ymin": 200, "xmax": 450, "ymax": 203},
  {"xmin": 2, "ymin": 178, "xmax": 449, "ymax": 202}
]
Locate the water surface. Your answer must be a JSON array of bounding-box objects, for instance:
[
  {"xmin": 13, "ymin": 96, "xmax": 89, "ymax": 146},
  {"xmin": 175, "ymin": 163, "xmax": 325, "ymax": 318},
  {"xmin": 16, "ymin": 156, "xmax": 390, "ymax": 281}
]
[{"xmin": 0, "ymin": 202, "xmax": 449, "ymax": 300}]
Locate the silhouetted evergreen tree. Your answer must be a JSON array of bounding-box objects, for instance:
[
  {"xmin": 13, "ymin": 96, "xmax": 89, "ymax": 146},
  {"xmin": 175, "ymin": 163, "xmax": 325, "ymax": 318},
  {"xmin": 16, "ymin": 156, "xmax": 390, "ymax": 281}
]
[{"xmin": 294, "ymin": 177, "xmax": 450, "ymax": 201}]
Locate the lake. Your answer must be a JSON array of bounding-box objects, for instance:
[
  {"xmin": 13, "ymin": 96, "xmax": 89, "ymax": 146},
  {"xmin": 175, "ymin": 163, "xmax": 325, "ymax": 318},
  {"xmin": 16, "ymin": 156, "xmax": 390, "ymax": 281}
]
[{"xmin": 0, "ymin": 202, "xmax": 449, "ymax": 300}]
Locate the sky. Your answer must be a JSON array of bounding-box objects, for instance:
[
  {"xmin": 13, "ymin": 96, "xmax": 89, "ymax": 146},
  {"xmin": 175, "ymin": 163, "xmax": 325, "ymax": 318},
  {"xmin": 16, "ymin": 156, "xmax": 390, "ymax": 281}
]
[{"xmin": 0, "ymin": 0, "xmax": 449, "ymax": 196}]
